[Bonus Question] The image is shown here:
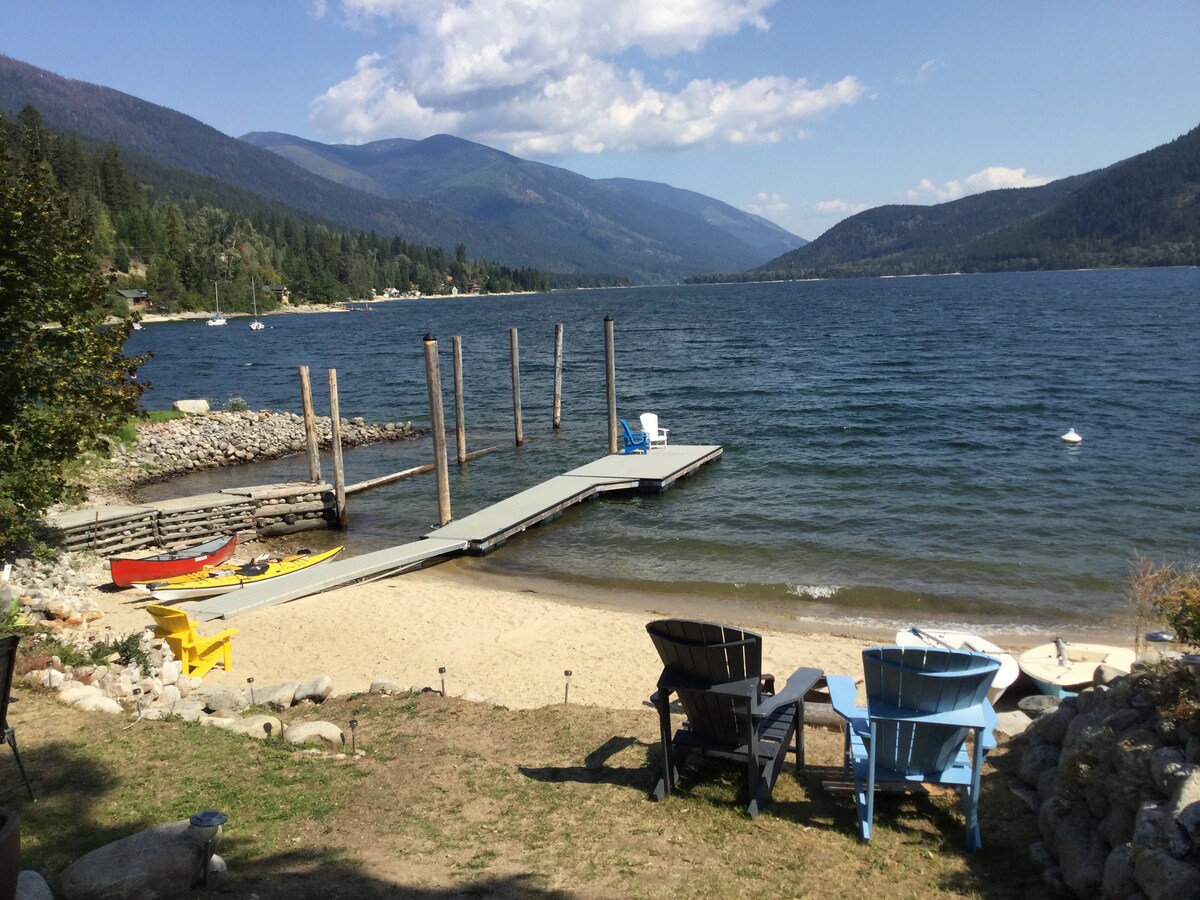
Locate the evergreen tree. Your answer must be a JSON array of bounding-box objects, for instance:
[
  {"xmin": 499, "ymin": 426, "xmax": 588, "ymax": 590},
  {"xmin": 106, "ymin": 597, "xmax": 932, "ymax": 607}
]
[{"xmin": 0, "ymin": 113, "xmax": 148, "ymax": 552}]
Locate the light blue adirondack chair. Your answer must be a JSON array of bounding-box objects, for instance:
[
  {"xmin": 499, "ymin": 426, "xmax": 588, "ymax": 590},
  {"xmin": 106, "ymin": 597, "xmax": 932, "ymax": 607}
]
[
  {"xmin": 827, "ymin": 646, "xmax": 999, "ymax": 851},
  {"xmin": 619, "ymin": 419, "xmax": 650, "ymax": 454}
]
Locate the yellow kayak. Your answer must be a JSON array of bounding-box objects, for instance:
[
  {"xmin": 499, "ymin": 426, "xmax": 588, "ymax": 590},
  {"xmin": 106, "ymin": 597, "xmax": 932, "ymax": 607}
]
[{"xmin": 132, "ymin": 547, "xmax": 343, "ymax": 602}]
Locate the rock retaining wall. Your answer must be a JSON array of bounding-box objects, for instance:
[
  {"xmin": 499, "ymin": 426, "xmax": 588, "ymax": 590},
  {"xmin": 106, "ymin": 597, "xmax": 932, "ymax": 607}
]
[
  {"xmin": 104, "ymin": 408, "xmax": 424, "ymax": 490},
  {"xmin": 1015, "ymin": 662, "xmax": 1200, "ymax": 899}
]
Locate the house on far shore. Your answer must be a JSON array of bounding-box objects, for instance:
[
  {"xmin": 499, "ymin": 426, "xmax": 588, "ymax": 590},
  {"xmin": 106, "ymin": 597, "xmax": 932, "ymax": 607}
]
[
  {"xmin": 116, "ymin": 289, "xmax": 149, "ymax": 310},
  {"xmin": 262, "ymin": 284, "xmax": 290, "ymax": 305}
]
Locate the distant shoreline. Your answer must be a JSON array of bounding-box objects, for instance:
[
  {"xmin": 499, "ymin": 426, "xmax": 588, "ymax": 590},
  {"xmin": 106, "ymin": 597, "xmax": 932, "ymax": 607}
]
[
  {"xmin": 128, "ymin": 292, "xmax": 537, "ymax": 324},
  {"xmin": 133, "ymin": 303, "xmax": 349, "ymax": 324}
]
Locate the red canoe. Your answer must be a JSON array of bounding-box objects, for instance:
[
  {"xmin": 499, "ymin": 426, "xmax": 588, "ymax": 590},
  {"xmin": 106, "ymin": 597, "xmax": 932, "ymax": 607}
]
[{"xmin": 109, "ymin": 534, "xmax": 237, "ymax": 588}]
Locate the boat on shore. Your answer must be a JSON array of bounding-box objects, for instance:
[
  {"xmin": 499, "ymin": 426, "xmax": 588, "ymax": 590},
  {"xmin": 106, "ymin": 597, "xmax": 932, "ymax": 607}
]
[
  {"xmin": 895, "ymin": 627, "xmax": 1019, "ymax": 704},
  {"xmin": 1018, "ymin": 639, "xmax": 1136, "ymax": 697},
  {"xmin": 109, "ymin": 534, "xmax": 237, "ymax": 588},
  {"xmin": 132, "ymin": 546, "xmax": 343, "ymax": 602}
]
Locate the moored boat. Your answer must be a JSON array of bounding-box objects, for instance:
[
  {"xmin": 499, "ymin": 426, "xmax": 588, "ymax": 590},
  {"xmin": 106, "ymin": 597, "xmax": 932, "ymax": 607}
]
[
  {"xmin": 895, "ymin": 627, "xmax": 1020, "ymax": 704},
  {"xmin": 132, "ymin": 546, "xmax": 343, "ymax": 602},
  {"xmin": 109, "ymin": 534, "xmax": 237, "ymax": 588},
  {"xmin": 1017, "ymin": 639, "xmax": 1136, "ymax": 698}
]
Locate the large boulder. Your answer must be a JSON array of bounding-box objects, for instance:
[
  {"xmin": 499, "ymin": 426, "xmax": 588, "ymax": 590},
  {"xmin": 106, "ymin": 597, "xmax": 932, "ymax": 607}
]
[
  {"xmin": 17, "ymin": 870, "xmax": 54, "ymax": 900},
  {"xmin": 293, "ymin": 675, "xmax": 333, "ymax": 705},
  {"xmin": 57, "ymin": 818, "xmax": 222, "ymax": 899},
  {"xmin": 171, "ymin": 399, "xmax": 209, "ymax": 415},
  {"xmin": 283, "ymin": 721, "xmax": 344, "ymax": 749},
  {"xmin": 1134, "ymin": 848, "xmax": 1200, "ymax": 900}
]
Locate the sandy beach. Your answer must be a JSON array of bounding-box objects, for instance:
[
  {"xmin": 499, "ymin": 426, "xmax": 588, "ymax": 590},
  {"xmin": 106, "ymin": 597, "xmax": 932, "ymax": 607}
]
[{"xmin": 89, "ymin": 556, "xmax": 882, "ymax": 711}]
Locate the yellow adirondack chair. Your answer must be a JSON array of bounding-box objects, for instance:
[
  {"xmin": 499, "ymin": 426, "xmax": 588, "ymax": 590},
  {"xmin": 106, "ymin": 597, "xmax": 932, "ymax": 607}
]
[{"xmin": 146, "ymin": 605, "xmax": 239, "ymax": 678}]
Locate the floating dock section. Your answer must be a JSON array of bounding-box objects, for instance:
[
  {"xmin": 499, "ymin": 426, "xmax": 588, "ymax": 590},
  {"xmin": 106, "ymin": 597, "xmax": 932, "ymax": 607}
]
[
  {"xmin": 189, "ymin": 444, "xmax": 721, "ymax": 621},
  {"xmin": 424, "ymin": 444, "xmax": 722, "ymax": 552}
]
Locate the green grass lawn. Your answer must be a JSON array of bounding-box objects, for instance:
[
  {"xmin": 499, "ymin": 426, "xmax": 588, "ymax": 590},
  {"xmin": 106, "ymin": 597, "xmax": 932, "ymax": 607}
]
[{"xmin": 6, "ymin": 689, "xmax": 1050, "ymax": 899}]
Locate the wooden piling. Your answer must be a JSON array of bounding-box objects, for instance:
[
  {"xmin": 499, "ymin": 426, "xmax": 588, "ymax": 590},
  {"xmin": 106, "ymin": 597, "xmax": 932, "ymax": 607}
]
[
  {"xmin": 328, "ymin": 369, "xmax": 348, "ymax": 529},
  {"xmin": 452, "ymin": 335, "xmax": 467, "ymax": 463},
  {"xmin": 604, "ymin": 315, "xmax": 617, "ymax": 453},
  {"xmin": 511, "ymin": 327, "xmax": 524, "ymax": 446},
  {"xmin": 553, "ymin": 322, "xmax": 563, "ymax": 430},
  {"xmin": 298, "ymin": 365, "xmax": 321, "ymax": 481},
  {"xmin": 423, "ymin": 333, "xmax": 452, "ymax": 526}
]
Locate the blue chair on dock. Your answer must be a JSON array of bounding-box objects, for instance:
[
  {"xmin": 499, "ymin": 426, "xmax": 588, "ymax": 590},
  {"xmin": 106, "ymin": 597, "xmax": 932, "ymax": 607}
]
[
  {"xmin": 619, "ymin": 419, "xmax": 649, "ymax": 455},
  {"xmin": 827, "ymin": 646, "xmax": 999, "ymax": 851}
]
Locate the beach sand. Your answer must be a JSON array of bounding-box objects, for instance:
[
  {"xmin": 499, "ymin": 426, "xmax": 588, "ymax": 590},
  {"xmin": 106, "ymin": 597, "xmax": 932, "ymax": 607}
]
[{"xmin": 92, "ymin": 558, "xmax": 880, "ymax": 711}]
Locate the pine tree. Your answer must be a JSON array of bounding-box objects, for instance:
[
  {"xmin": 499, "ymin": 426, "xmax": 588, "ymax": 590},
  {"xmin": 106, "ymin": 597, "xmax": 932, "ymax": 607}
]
[{"xmin": 0, "ymin": 113, "xmax": 148, "ymax": 552}]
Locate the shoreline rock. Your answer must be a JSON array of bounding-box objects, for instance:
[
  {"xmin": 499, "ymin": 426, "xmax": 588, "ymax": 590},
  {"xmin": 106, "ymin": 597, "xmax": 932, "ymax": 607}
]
[
  {"xmin": 1016, "ymin": 661, "xmax": 1200, "ymax": 898},
  {"xmin": 99, "ymin": 408, "xmax": 425, "ymax": 493},
  {"xmin": 69, "ymin": 408, "xmax": 427, "ymax": 501}
]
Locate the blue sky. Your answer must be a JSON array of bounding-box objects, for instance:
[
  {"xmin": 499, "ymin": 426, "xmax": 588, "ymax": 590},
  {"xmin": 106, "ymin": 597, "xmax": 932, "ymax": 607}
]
[{"xmin": 2, "ymin": 1, "xmax": 1197, "ymax": 239}]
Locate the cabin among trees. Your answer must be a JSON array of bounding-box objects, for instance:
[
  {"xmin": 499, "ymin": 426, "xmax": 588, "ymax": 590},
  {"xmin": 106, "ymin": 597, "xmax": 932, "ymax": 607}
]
[{"xmin": 116, "ymin": 289, "xmax": 148, "ymax": 311}]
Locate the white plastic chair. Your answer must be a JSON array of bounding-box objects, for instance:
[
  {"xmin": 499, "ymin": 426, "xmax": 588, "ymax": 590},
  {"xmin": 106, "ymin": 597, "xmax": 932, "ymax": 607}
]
[{"xmin": 640, "ymin": 413, "xmax": 668, "ymax": 448}]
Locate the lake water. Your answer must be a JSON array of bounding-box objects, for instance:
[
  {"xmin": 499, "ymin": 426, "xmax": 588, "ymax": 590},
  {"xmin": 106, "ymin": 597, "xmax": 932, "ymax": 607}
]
[{"xmin": 127, "ymin": 268, "xmax": 1200, "ymax": 632}]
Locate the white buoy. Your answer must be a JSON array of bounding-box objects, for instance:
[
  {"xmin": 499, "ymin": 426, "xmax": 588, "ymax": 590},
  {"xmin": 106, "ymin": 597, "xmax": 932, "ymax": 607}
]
[{"xmin": 1061, "ymin": 428, "xmax": 1082, "ymax": 444}]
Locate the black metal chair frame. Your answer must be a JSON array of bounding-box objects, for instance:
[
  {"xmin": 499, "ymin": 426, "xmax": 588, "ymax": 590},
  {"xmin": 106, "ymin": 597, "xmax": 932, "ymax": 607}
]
[{"xmin": 1, "ymin": 634, "xmax": 34, "ymax": 801}]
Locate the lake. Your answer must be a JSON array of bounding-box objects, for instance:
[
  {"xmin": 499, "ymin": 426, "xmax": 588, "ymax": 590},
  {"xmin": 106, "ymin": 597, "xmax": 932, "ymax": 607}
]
[{"xmin": 127, "ymin": 268, "xmax": 1200, "ymax": 632}]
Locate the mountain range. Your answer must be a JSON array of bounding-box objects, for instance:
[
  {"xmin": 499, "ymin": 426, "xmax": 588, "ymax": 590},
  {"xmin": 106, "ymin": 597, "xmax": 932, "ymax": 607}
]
[
  {"xmin": 2, "ymin": 53, "xmax": 1195, "ymax": 284},
  {"xmin": 0, "ymin": 55, "xmax": 803, "ymax": 282},
  {"xmin": 748, "ymin": 124, "xmax": 1200, "ymax": 279}
]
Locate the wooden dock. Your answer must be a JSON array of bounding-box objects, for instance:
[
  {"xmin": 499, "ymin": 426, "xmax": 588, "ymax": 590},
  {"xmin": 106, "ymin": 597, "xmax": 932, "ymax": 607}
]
[
  {"xmin": 189, "ymin": 444, "xmax": 721, "ymax": 621},
  {"xmin": 424, "ymin": 444, "xmax": 722, "ymax": 552}
]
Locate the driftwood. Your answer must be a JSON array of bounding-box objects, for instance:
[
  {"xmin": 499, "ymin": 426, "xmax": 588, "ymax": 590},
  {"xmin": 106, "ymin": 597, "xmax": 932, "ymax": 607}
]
[
  {"xmin": 345, "ymin": 464, "xmax": 434, "ymax": 495},
  {"xmin": 253, "ymin": 500, "xmax": 328, "ymax": 518},
  {"xmin": 223, "ymin": 483, "xmax": 332, "ymax": 502}
]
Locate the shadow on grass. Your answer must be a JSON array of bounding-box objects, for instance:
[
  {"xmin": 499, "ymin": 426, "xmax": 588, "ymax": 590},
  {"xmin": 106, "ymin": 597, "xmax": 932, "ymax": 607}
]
[
  {"xmin": 517, "ymin": 735, "xmax": 654, "ymax": 790},
  {"xmin": 231, "ymin": 850, "xmax": 577, "ymax": 898},
  {"xmin": 6, "ymin": 740, "xmax": 161, "ymax": 875}
]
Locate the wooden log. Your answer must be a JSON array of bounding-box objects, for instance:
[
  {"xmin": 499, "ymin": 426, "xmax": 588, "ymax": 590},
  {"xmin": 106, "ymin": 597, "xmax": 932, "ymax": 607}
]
[
  {"xmin": 299, "ymin": 365, "xmax": 322, "ymax": 482},
  {"xmin": 511, "ymin": 327, "xmax": 524, "ymax": 446},
  {"xmin": 156, "ymin": 509, "xmax": 254, "ymax": 526},
  {"xmin": 461, "ymin": 443, "xmax": 507, "ymax": 462},
  {"xmin": 345, "ymin": 463, "xmax": 435, "ymax": 495},
  {"xmin": 252, "ymin": 500, "xmax": 329, "ymax": 517},
  {"xmin": 69, "ymin": 531, "xmax": 156, "ymax": 553},
  {"xmin": 65, "ymin": 535, "xmax": 156, "ymax": 554},
  {"xmin": 67, "ymin": 521, "xmax": 154, "ymax": 542},
  {"xmin": 328, "ymin": 368, "xmax": 348, "ymax": 529},
  {"xmin": 222, "ymin": 483, "xmax": 332, "ymax": 501},
  {"xmin": 553, "ymin": 322, "xmax": 563, "ymax": 430},
  {"xmin": 423, "ymin": 333, "xmax": 452, "ymax": 526},
  {"xmin": 158, "ymin": 519, "xmax": 253, "ymax": 536},
  {"xmin": 604, "ymin": 315, "xmax": 617, "ymax": 453},
  {"xmin": 256, "ymin": 519, "xmax": 333, "ymax": 538},
  {"xmin": 453, "ymin": 335, "xmax": 467, "ymax": 464}
]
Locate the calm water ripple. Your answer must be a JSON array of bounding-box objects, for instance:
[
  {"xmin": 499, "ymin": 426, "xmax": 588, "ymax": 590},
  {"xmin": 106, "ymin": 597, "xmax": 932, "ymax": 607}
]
[{"xmin": 128, "ymin": 269, "xmax": 1200, "ymax": 630}]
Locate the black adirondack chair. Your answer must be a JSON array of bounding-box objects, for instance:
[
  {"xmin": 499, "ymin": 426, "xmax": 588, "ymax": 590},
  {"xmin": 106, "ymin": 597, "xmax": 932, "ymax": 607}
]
[
  {"xmin": 647, "ymin": 618, "xmax": 823, "ymax": 817},
  {"xmin": 1, "ymin": 634, "xmax": 34, "ymax": 800}
]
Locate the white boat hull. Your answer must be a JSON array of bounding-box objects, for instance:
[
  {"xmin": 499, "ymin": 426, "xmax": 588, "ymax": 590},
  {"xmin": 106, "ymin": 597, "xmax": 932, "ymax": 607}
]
[
  {"xmin": 1017, "ymin": 641, "xmax": 1136, "ymax": 698},
  {"xmin": 895, "ymin": 628, "xmax": 1019, "ymax": 704}
]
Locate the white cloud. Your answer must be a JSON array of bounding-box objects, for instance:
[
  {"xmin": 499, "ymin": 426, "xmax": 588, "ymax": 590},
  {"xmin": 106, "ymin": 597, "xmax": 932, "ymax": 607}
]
[
  {"xmin": 815, "ymin": 199, "xmax": 870, "ymax": 216},
  {"xmin": 746, "ymin": 191, "xmax": 789, "ymax": 216},
  {"xmin": 905, "ymin": 166, "xmax": 1055, "ymax": 202},
  {"xmin": 311, "ymin": 1, "xmax": 865, "ymax": 154},
  {"xmin": 913, "ymin": 59, "xmax": 941, "ymax": 84}
]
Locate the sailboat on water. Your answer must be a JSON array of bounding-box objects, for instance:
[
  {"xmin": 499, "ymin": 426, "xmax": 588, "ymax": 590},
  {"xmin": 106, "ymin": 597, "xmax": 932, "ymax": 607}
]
[
  {"xmin": 249, "ymin": 277, "xmax": 265, "ymax": 331},
  {"xmin": 208, "ymin": 283, "xmax": 227, "ymax": 326}
]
